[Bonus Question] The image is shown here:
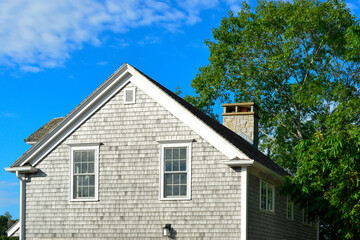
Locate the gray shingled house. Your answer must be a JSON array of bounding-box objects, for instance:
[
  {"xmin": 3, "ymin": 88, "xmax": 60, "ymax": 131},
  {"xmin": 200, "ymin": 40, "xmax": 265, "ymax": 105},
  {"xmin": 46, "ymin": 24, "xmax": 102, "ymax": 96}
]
[{"xmin": 6, "ymin": 63, "xmax": 317, "ymax": 239}]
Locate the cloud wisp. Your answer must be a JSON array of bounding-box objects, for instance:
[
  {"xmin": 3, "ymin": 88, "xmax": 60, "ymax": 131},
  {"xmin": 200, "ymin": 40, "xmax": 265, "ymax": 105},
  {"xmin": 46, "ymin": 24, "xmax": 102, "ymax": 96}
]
[{"xmin": 0, "ymin": 0, "xmax": 221, "ymax": 72}]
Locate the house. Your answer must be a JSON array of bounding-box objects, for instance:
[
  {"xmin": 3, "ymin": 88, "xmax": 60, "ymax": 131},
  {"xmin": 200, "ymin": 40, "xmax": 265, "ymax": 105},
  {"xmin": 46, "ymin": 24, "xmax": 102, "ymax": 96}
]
[{"xmin": 5, "ymin": 63, "xmax": 317, "ymax": 239}]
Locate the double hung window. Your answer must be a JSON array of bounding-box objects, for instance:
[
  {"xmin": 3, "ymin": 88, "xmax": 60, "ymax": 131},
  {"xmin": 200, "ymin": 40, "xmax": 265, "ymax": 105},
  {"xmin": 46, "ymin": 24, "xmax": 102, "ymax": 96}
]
[
  {"xmin": 69, "ymin": 145, "xmax": 99, "ymax": 201},
  {"xmin": 160, "ymin": 142, "xmax": 191, "ymax": 200},
  {"xmin": 260, "ymin": 179, "xmax": 275, "ymax": 213},
  {"xmin": 287, "ymin": 196, "xmax": 294, "ymax": 220}
]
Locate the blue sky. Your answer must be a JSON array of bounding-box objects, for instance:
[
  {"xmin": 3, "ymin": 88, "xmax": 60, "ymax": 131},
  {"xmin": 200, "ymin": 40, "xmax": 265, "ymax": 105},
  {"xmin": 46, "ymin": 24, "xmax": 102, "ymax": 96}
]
[{"xmin": 1, "ymin": 0, "xmax": 359, "ymax": 219}]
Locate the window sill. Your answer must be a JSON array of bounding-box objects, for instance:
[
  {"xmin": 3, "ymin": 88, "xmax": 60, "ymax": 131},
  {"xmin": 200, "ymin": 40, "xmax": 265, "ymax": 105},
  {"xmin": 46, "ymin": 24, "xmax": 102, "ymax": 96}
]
[
  {"xmin": 259, "ymin": 209, "xmax": 275, "ymax": 215},
  {"xmin": 69, "ymin": 198, "xmax": 99, "ymax": 202},
  {"xmin": 159, "ymin": 197, "xmax": 191, "ymax": 201}
]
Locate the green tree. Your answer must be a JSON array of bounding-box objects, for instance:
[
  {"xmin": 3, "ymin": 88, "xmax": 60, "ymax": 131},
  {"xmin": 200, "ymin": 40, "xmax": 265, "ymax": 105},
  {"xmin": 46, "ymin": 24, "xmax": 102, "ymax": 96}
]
[
  {"xmin": 0, "ymin": 212, "xmax": 17, "ymax": 237},
  {"xmin": 282, "ymin": 125, "xmax": 360, "ymax": 239},
  {"xmin": 187, "ymin": 0, "xmax": 360, "ymax": 173}
]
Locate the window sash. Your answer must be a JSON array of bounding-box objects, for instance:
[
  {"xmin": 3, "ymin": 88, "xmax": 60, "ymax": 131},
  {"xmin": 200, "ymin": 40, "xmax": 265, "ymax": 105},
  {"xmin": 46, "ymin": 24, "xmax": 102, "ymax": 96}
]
[
  {"xmin": 160, "ymin": 142, "xmax": 191, "ymax": 200},
  {"xmin": 70, "ymin": 145, "xmax": 99, "ymax": 201},
  {"xmin": 287, "ymin": 197, "xmax": 294, "ymax": 220},
  {"xmin": 260, "ymin": 180, "xmax": 274, "ymax": 212}
]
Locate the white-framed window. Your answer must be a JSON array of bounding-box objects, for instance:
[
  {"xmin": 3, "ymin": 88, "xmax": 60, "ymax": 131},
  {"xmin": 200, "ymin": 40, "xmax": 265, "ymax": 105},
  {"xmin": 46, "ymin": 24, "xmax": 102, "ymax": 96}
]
[
  {"xmin": 260, "ymin": 179, "xmax": 275, "ymax": 213},
  {"xmin": 159, "ymin": 142, "xmax": 192, "ymax": 200},
  {"xmin": 287, "ymin": 196, "xmax": 294, "ymax": 220},
  {"xmin": 124, "ymin": 87, "xmax": 136, "ymax": 104},
  {"xmin": 69, "ymin": 144, "xmax": 99, "ymax": 201}
]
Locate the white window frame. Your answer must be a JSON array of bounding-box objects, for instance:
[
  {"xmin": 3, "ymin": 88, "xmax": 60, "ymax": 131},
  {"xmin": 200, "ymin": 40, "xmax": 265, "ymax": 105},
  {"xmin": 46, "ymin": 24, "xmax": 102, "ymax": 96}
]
[
  {"xmin": 159, "ymin": 142, "xmax": 192, "ymax": 200},
  {"xmin": 259, "ymin": 179, "xmax": 275, "ymax": 214},
  {"xmin": 69, "ymin": 144, "xmax": 100, "ymax": 202},
  {"xmin": 286, "ymin": 196, "xmax": 294, "ymax": 220},
  {"xmin": 124, "ymin": 87, "xmax": 136, "ymax": 104},
  {"xmin": 303, "ymin": 208, "xmax": 313, "ymax": 227}
]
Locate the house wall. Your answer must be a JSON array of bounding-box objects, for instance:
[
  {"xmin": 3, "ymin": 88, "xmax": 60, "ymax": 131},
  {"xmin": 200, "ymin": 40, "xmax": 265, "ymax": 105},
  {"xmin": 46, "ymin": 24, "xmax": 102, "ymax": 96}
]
[
  {"xmin": 24, "ymin": 82, "xmax": 243, "ymax": 239},
  {"xmin": 247, "ymin": 173, "xmax": 317, "ymax": 240}
]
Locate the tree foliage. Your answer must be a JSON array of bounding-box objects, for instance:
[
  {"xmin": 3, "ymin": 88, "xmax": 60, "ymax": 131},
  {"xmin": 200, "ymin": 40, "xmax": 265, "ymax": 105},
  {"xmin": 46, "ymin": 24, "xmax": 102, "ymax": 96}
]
[
  {"xmin": 187, "ymin": 0, "xmax": 360, "ymax": 173},
  {"xmin": 282, "ymin": 125, "xmax": 360, "ymax": 239},
  {"xmin": 0, "ymin": 212, "xmax": 17, "ymax": 238}
]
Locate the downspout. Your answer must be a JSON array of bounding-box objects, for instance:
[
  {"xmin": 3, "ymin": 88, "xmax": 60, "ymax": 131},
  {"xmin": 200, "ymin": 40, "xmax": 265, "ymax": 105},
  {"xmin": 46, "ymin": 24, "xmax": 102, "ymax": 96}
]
[
  {"xmin": 240, "ymin": 167, "xmax": 248, "ymax": 240},
  {"xmin": 16, "ymin": 171, "xmax": 26, "ymax": 240}
]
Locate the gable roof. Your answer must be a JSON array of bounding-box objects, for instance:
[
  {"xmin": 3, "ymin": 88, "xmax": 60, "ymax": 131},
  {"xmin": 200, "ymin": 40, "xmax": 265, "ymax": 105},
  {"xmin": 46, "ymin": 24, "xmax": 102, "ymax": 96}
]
[
  {"xmin": 24, "ymin": 117, "xmax": 64, "ymax": 143},
  {"xmin": 9, "ymin": 63, "xmax": 288, "ymax": 176}
]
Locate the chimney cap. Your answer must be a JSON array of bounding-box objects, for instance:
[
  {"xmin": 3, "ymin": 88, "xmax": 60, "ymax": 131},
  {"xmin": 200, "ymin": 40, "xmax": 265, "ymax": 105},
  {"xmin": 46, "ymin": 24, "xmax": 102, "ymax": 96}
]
[{"xmin": 221, "ymin": 102, "xmax": 258, "ymax": 108}]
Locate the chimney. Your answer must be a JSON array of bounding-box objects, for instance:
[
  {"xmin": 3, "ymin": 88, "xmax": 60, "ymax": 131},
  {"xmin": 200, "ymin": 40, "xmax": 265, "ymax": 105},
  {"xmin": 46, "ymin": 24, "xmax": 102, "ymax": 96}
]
[{"xmin": 222, "ymin": 102, "xmax": 259, "ymax": 147}]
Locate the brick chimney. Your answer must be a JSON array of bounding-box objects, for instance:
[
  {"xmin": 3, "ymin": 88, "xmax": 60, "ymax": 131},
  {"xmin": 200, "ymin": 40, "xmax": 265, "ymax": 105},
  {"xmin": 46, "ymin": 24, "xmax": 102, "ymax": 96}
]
[{"xmin": 222, "ymin": 102, "xmax": 259, "ymax": 147}]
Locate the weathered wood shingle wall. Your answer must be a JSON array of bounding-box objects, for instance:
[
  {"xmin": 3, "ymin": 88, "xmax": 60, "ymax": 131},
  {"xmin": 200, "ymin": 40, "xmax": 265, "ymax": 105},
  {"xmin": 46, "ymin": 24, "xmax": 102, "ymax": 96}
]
[
  {"xmin": 247, "ymin": 173, "xmax": 317, "ymax": 240},
  {"xmin": 25, "ymin": 82, "xmax": 242, "ymax": 239}
]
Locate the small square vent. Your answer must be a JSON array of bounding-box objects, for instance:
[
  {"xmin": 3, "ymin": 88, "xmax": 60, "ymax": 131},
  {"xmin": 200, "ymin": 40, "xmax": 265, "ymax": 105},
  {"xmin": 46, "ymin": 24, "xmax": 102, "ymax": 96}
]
[{"xmin": 124, "ymin": 87, "xmax": 136, "ymax": 104}]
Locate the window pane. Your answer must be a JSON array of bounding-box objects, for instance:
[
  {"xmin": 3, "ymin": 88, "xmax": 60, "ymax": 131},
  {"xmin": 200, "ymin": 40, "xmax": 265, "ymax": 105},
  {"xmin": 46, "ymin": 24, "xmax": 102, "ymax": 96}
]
[
  {"xmin": 173, "ymin": 148, "xmax": 180, "ymax": 159},
  {"xmin": 84, "ymin": 176, "xmax": 89, "ymax": 185},
  {"xmin": 180, "ymin": 160, "xmax": 186, "ymax": 171},
  {"xmin": 173, "ymin": 160, "xmax": 179, "ymax": 171},
  {"xmin": 180, "ymin": 174, "xmax": 187, "ymax": 184},
  {"xmin": 83, "ymin": 187, "xmax": 89, "ymax": 197},
  {"xmin": 88, "ymin": 151, "xmax": 94, "ymax": 162},
  {"xmin": 165, "ymin": 161, "xmax": 172, "ymax": 171},
  {"xmin": 173, "ymin": 186, "xmax": 179, "ymax": 196},
  {"xmin": 165, "ymin": 149, "xmax": 172, "ymax": 160},
  {"xmin": 74, "ymin": 163, "xmax": 81, "ymax": 173},
  {"xmin": 74, "ymin": 152, "xmax": 81, "ymax": 162},
  {"xmin": 180, "ymin": 148, "xmax": 186, "ymax": 159},
  {"xmin": 165, "ymin": 174, "xmax": 172, "ymax": 185},
  {"xmin": 88, "ymin": 163, "xmax": 94, "ymax": 173},
  {"xmin": 82, "ymin": 163, "xmax": 88, "ymax": 173},
  {"xmin": 89, "ymin": 175, "xmax": 95, "ymax": 185},
  {"xmin": 173, "ymin": 174, "xmax": 179, "ymax": 184},
  {"xmin": 82, "ymin": 151, "xmax": 88, "ymax": 162},
  {"xmin": 180, "ymin": 185, "xmax": 187, "ymax": 196},
  {"xmin": 89, "ymin": 187, "xmax": 95, "ymax": 197},
  {"xmin": 165, "ymin": 185, "xmax": 172, "ymax": 197}
]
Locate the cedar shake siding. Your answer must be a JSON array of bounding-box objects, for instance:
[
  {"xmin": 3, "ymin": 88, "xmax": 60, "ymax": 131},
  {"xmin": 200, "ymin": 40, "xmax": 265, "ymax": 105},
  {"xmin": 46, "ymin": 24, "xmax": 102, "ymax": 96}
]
[
  {"xmin": 24, "ymin": 83, "xmax": 243, "ymax": 239},
  {"xmin": 247, "ymin": 173, "xmax": 317, "ymax": 240}
]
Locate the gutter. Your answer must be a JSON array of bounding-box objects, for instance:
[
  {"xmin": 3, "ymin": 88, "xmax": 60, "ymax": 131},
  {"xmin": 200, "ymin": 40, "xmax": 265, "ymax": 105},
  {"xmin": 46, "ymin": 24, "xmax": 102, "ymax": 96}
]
[{"xmin": 5, "ymin": 166, "xmax": 38, "ymax": 240}]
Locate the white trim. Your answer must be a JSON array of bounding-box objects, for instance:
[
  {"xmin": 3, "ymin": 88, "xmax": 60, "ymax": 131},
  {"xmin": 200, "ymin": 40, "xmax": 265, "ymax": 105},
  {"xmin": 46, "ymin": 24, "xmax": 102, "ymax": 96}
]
[
  {"xmin": 240, "ymin": 167, "xmax": 248, "ymax": 240},
  {"xmin": 7, "ymin": 221, "xmax": 20, "ymax": 237},
  {"xmin": 159, "ymin": 142, "xmax": 192, "ymax": 200},
  {"xmin": 223, "ymin": 159, "xmax": 254, "ymax": 167},
  {"xmin": 69, "ymin": 145, "xmax": 99, "ymax": 201},
  {"xmin": 18, "ymin": 65, "xmax": 131, "ymax": 168},
  {"xmin": 124, "ymin": 87, "xmax": 136, "ymax": 104},
  {"xmin": 303, "ymin": 209, "xmax": 313, "ymax": 227},
  {"xmin": 25, "ymin": 141, "xmax": 37, "ymax": 145},
  {"xmin": 127, "ymin": 65, "xmax": 249, "ymax": 161},
  {"xmin": 14, "ymin": 64, "xmax": 252, "ymax": 173},
  {"xmin": 5, "ymin": 166, "xmax": 38, "ymax": 173},
  {"xmin": 259, "ymin": 179, "xmax": 275, "ymax": 214},
  {"xmin": 286, "ymin": 196, "xmax": 294, "ymax": 221}
]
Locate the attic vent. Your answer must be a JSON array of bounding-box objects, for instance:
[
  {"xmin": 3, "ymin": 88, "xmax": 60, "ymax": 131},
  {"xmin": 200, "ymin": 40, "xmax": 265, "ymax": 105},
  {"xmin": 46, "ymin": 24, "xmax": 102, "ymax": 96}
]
[{"xmin": 124, "ymin": 87, "xmax": 136, "ymax": 104}]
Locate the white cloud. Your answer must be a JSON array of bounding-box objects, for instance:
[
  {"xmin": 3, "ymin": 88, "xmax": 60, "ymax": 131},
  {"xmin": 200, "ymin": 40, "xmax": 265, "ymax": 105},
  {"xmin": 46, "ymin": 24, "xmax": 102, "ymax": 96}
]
[
  {"xmin": 0, "ymin": 0, "xmax": 219, "ymax": 71},
  {"xmin": 0, "ymin": 112, "xmax": 19, "ymax": 118},
  {"xmin": 137, "ymin": 35, "xmax": 162, "ymax": 46},
  {"xmin": 177, "ymin": 0, "xmax": 219, "ymax": 24}
]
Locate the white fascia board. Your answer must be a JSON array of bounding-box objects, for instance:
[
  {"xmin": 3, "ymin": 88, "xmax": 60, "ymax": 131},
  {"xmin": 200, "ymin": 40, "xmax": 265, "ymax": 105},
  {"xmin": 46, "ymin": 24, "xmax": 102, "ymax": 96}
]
[
  {"xmin": 127, "ymin": 66, "xmax": 249, "ymax": 160},
  {"xmin": 17, "ymin": 65, "xmax": 131, "ymax": 167},
  {"xmin": 223, "ymin": 159, "xmax": 254, "ymax": 167},
  {"xmin": 7, "ymin": 221, "xmax": 20, "ymax": 237},
  {"xmin": 252, "ymin": 161, "xmax": 285, "ymax": 183},
  {"xmin": 5, "ymin": 166, "xmax": 38, "ymax": 173}
]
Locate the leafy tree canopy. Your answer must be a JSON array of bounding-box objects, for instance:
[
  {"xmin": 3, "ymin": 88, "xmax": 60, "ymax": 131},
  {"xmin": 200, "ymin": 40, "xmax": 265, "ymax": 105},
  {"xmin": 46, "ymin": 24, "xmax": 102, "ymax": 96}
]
[
  {"xmin": 186, "ymin": 0, "xmax": 360, "ymax": 173},
  {"xmin": 0, "ymin": 212, "xmax": 17, "ymax": 238},
  {"xmin": 282, "ymin": 124, "xmax": 360, "ymax": 239}
]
